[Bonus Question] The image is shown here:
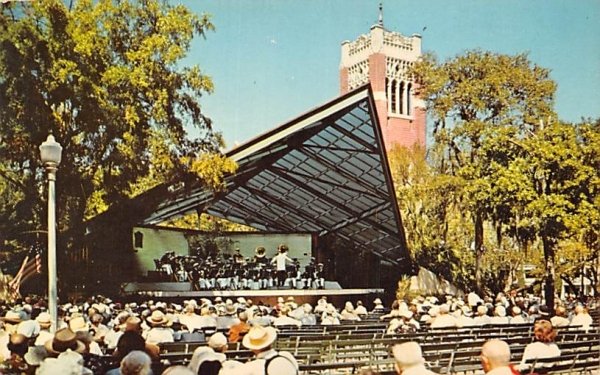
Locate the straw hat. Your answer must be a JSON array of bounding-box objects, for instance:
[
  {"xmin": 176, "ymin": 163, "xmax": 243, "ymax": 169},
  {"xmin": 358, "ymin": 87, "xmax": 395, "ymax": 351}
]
[
  {"xmin": 146, "ymin": 310, "xmax": 170, "ymax": 327},
  {"xmin": 2, "ymin": 311, "xmax": 22, "ymax": 324},
  {"xmin": 36, "ymin": 312, "xmax": 52, "ymax": 328},
  {"xmin": 242, "ymin": 326, "xmax": 277, "ymax": 350},
  {"xmin": 44, "ymin": 328, "xmax": 85, "ymax": 355},
  {"xmin": 68, "ymin": 316, "xmax": 89, "ymax": 333},
  {"xmin": 392, "ymin": 341, "xmax": 425, "ymax": 369},
  {"xmin": 373, "ymin": 298, "xmax": 382, "ymax": 305}
]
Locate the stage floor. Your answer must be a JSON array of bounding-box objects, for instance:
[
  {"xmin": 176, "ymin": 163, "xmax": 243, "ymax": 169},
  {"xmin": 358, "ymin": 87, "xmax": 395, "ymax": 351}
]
[{"xmin": 120, "ymin": 282, "xmax": 384, "ymax": 305}]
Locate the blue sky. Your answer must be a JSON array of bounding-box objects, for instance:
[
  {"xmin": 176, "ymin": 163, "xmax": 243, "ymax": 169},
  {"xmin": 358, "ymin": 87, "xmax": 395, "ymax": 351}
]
[{"xmin": 177, "ymin": 0, "xmax": 600, "ymax": 149}]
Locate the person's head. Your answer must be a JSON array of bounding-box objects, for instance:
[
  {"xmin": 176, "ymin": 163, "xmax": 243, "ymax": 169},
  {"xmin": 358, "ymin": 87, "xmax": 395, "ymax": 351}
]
[
  {"xmin": 120, "ymin": 350, "xmax": 151, "ymax": 375},
  {"xmin": 124, "ymin": 316, "xmax": 143, "ymax": 334},
  {"xmin": 207, "ymin": 332, "xmax": 228, "ymax": 353},
  {"xmin": 555, "ymin": 306, "xmax": 566, "ymax": 317},
  {"xmin": 392, "ymin": 341, "xmax": 425, "ymax": 374},
  {"xmin": 8, "ymin": 333, "xmax": 28, "ymax": 357},
  {"xmin": 533, "ymin": 320, "xmax": 556, "ymax": 343},
  {"xmin": 480, "ymin": 339, "xmax": 511, "ymax": 373},
  {"xmin": 574, "ymin": 305, "xmax": 586, "ymax": 314},
  {"xmin": 116, "ymin": 331, "xmax": 147, "ymax": 361},
  {"xmin": 242, "ymin": 326, "xmax": 277, "ymax": 354},
  {"xmin": 238, "ymin": 311, "xmax": 248, "ymax": 323}
]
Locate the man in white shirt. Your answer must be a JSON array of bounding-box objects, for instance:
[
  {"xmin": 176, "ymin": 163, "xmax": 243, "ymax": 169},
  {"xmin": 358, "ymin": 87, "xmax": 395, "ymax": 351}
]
[
  {"xmin": 570, "ymin": 305, "xmax": 593, "ymax": 330},
  {"xmin": 271, "ymin": 244, "xmax": 293, "ymax": 288},
  {"xmin": 237, "ymin": 325, "xmax": 299, "ymax": 375}
]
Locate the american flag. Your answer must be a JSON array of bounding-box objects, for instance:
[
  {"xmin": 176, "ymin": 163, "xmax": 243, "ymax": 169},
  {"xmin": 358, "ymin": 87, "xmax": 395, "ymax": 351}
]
[{"xmin": 8, "ymin": 249, "xmax": 42, "ymax": 297}]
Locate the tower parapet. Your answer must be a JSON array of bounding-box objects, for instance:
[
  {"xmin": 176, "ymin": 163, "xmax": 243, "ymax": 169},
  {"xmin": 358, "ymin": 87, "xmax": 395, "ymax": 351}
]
[{"xmin": 340, "ymin": 22, "xmax": 426, "ymax": 151}]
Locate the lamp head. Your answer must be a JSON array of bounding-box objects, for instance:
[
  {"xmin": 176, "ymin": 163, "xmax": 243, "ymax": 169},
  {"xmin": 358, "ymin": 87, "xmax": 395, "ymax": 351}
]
[{"xmin": 39, "ymin": 135, "xmax": 62, "ymax": 166}]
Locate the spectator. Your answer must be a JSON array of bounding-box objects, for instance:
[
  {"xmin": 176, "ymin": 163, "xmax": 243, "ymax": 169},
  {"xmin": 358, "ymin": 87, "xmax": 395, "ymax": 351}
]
[
  {"xmin": 299, "ymin": 304, "xmax": 317, "ymax": 326},
  {"xmin": 473, "ymin": 305, "xmax": 491, "ymax": 326},
  {"xmin": 550, "ymin": 306, "xmax": 570, "ymax": 328},
  {"xmin": 372, "ymin": 298, "xmax": 385, "ymax": 313},
  {"xmin": 162, "ymin": 365, "xmax": 194, "ymax": 374},
  {"xmin": 391, "ymin": 341, "xmax": 437, "ymax": 375},
  {"xmin": 520, "ymin": 320, "xmax": 560, "ymax": 368},
  {"xmin": 570, "ymin": 305, "xmax": 593, "ymax": 330},
  {"xmin": 34, "ymin": 312, "xmax": 54, "ymax": 346},
  {"xmin": 228, "ymin": 311, "xmax": 250, "ymax": 343},
  {"xmin": 189, "ymin": 332, "xmax": 241, "ymax": 374},
  {"xmin": 509, "ymin": 306, "xmax": 526, "ymax": 324},
  {"xmin": 144, "ymin": 311, "xmax": 174, "ymax": 345},
  {"xmin": 119, "ymin": 350, "xmax": 152, "ymax": 375},
  {"xmin": 354, "ymin": 301, "xmax": 368, "ymax": 316},
  {"xmin": 239, "ymin": 325, "xmax": 298, "ymax": 375},
  {"xmin": 430, "ymin": 304, "xmax": 457, "ymax": 328},
  {"xmin": 179, "ymin": 304, "xmax": 203, "ymax": 333},
  {"xmin": 340, "ymin": 302, "xmax": 361, "ymax": 321},
  {"xmin": 480, "ymin": 339, "xmax": 515, "ymax": 374},
  {"xmin": 490, "ymin": 306, "xmax": 509, "ymax": 325},
  {"xmin": 273, "ymin": 307, "xmax": 301, "ymax": 328}
]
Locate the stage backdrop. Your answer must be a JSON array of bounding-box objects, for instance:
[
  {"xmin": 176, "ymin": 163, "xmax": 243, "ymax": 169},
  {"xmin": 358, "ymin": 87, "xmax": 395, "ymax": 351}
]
[{"xmin": 131, "ymin": 225, "xmax": 314, "ymax": 278}]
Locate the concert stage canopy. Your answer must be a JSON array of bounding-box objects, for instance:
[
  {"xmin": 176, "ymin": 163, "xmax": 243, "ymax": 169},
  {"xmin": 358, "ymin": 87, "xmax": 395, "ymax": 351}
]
[{"xmin": 142, "ymin": 85, "xmax": 409, "ymax": 265}]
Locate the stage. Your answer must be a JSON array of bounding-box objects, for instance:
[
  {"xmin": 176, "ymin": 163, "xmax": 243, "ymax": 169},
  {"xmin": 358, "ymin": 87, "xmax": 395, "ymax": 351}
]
[{"xmin": 120, "ymin": 282, "xmax": 384, "ymax": 306}]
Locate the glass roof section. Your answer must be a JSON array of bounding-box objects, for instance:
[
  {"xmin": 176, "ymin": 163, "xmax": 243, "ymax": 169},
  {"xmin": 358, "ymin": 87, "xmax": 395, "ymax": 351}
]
[{"xmin": 142, "ymin": 85, "xmax": 409, "ymax": 264}]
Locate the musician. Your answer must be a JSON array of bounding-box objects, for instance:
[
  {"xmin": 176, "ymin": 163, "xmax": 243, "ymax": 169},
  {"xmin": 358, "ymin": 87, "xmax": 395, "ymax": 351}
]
[
  {"xmin": 271, "ymin": 244, "xmax": 293, "ymax": 288},
  {"xmin": 287, "ymin": 259, "xmax": 302, "ymax": 289},
  {"xmin": 315, "ymin": 262, "xmax": 325, "ymax": 289},
  {"xmin": 303, "ymin": 258, "xmax": 316, "ymax": 289},
  {"xmin": 254, "ymin": 246, "xmax": 268, "ymax": 264}
]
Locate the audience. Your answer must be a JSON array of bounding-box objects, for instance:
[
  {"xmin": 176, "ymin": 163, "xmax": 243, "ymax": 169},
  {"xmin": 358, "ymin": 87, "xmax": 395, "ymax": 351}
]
[{"xmin": 0, "ymin": 292, "xmax": 596, "ymax": 375}]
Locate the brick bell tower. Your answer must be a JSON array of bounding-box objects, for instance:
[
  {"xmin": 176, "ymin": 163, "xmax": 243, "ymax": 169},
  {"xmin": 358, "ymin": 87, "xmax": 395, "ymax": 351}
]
[{"xmin": 340, "ymin": 5, "xmax": 426, "ymax": 151}]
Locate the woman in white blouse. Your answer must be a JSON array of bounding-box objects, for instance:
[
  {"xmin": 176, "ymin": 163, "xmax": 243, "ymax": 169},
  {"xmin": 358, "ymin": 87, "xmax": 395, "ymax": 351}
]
[{"xmin": 520, "ymin": 319, "xmax": 561, "ymax": 367}]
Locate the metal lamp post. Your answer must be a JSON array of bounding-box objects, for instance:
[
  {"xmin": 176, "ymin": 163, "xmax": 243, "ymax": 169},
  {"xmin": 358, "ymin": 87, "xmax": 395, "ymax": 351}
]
[{"xmin": 39, "ymin": 134, "xmax": 62, "ymax": 332}]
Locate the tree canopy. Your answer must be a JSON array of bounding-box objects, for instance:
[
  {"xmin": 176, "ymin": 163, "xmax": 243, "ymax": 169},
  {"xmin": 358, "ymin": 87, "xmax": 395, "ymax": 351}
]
[{"xmin": 0, "ymin": 0, "xmax": 235, "ymax": 272}]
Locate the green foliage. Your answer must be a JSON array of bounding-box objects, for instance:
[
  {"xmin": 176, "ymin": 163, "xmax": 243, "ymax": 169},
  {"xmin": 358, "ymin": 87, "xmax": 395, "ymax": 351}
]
[{"xmin": 0, "ymin": 0, "xmax": 228, "ymax": 266}]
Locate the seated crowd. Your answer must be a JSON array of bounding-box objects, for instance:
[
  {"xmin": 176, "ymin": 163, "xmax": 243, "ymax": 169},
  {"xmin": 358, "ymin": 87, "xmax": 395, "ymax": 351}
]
[{"xmin": 0, "ymin": 291, "xmax": 597, "ymax": 374}]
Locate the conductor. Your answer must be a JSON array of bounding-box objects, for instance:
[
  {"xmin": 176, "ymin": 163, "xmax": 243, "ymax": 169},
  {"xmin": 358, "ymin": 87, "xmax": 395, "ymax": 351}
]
[{"xmin": 271, "ymin": 244, "xmax": 293, "ymax": 288}]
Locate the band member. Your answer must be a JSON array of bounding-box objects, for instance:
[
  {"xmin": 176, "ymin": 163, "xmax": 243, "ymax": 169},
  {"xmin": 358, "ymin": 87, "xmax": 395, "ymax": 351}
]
[
  {"xmin": 303, "ymin": 258, "xmax": 316, "ymax": 289},
  {"xmin": 315, "ymin": 262, "xmax": 325, "ymax": 289},
  {"xmin": 287, "ymin": 259, "xmax": 302, "ymax": 289},
  {"xmin": 254, "ymin": 246, "xmax": 268, "ymax": 264},
  {"xmin": 271, "ymin": 244, "xmax": 293, "ymax": 288}
]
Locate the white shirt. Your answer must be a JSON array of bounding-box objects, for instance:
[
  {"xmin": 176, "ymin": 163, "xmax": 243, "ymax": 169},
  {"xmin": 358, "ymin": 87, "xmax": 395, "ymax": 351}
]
[
  {"xmin": 271, "ymin": 253, "xmax": 293, "ymax": 271},
  {"xmin": 520, "ymin": 342, "xmax": 561, "ymax": 365},
  {"xmin": 273, "ymin": 316, "xmax": 301, "ymax": 327},
  {"xmin": 570, "ymin": 313, "xmax": 593, "ymax": 329},
  {"xmin": 145, "ymin": 327, "xmax": 174, "ymax": 345},
  {"xmin": 510, "ymin": 315, "xmax": 526, "ymax": 324},
  {"xmin": 237, "ymin": 349, "xmax": 298, "ymax": 375},
  {"xmin": 430, "ymin": 314, "xmax": 457, "ymax": 328}
]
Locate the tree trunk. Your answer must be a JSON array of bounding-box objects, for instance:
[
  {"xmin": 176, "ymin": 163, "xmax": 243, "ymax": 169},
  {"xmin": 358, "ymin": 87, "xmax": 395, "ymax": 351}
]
[
  {"xmin": 474, "ymin": 212, "xmax": 484, "ymax": 294},
  {"xmin": 542, "ymin": 234, "xmax": 556, "ymax": 309}
]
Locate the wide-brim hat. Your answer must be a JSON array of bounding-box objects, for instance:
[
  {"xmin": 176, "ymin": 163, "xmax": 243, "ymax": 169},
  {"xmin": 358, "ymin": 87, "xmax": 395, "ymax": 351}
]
[
  {"xmin": 44, "ymin": 328, "xmax": 86, "ymax": 355},
  {"xmin": 36, "ymin": 312, "xmax": 52, "ymax": 328},
  {"xmin": 146, "ymin": 310, "xmax": 171, "ymax": 327},
  {"xmin": 373, "ymin": 298, "xmax": 382, "ymax": 305},
  {"xmin": 2, "ymin": 311, "xmax": 22, "ymax": 324},
  {"xmin": 68, "ymin": 316, "xmax": 89, "ymax": 333},
  {"xmin": 242, "ymin": 326, "xmax": 277, "ymax": 350},
  {"xmin": 224, "ymin": 304, "xmax": 237, "ymax": 316}
]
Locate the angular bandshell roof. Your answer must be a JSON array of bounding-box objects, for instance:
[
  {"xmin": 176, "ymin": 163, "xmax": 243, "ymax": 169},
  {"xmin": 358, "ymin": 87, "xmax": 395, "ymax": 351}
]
[{"xmin": 143, "ymin": 85, "xmax": 409, "ymax": 265}]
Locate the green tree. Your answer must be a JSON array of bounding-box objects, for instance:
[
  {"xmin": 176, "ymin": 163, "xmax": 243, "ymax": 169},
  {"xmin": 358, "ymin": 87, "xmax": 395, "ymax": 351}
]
[
  {"xmin": 412, "ymin": 50, "xmax": 556, "ymax": 292},
  {"xmin": 0, "ymin": 0, "xmax": 228, "ymax": 269}
]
